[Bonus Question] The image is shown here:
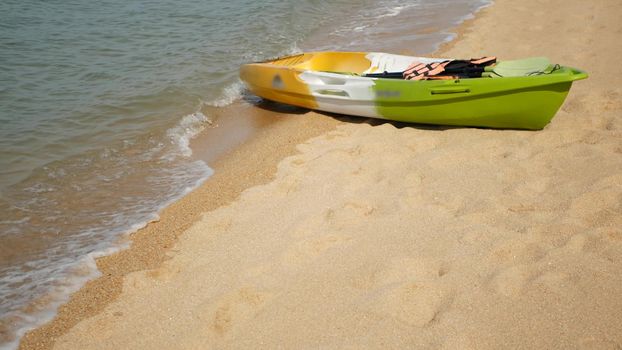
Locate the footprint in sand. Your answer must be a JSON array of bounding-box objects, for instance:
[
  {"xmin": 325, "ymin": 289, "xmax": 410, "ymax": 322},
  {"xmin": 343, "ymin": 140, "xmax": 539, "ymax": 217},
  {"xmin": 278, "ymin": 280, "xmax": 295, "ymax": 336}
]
[
  {"xmin": 343, "ymin": 201, "xmax": 376, "ymax": 217},
  {"xmin": 533, "ymin": 271, "xmax": 571, "ymax": 294},
  {"xmin": 605, "ymin": 229, "xmax": 622, "ymax": 242},
  {"xmin": 320, "ymin": 202, "xmax": 376, "ymax": 227},
  {"xmin": 281, "ymin": 233, "xmax": 352, "ymax": 266},
  {"xmin": 276, "ymin": 174, "xmax": 301, "ymax": 194},
  {"xmin": 562, "ymin": 233, "xmax": 588, "ymax": 254},
  {"xmin": 289, "ymin": 156, "xmax": 306, "ymax": 167},
  {"xmin": 145, "ymin": 264, "xmax": 182, "ymax": 282},
  {"xmin": 514, "ymin": 176, "xmax": 551, "ymax": 195},
  {"xmin": 603, "ymin": 89, "xmax": 622, "ymax": 111},
  {"xmin": 569, "ymin": 190, "xmax": 622, "ymax": 228},
  {"xmin": 490, "ymin": 264, "xmax": 536, "ymax": 298},
  {"xmin": 209, "ymin": 287, "xmax": 271, "ymax": 336},
  {"xmin": 489, "ymin": 236, "xmax": 585, "ymax": 298},
  {"xmin": 373, "ymin": 281, "xmax": 449, "ymax": 327},
  {"xmin": 361, "ymin": 257, "xmax": 454, "ymax": 328},
  {"xmin": 489, "ymin": 237, "xmax": 545, "ymax": 266}
]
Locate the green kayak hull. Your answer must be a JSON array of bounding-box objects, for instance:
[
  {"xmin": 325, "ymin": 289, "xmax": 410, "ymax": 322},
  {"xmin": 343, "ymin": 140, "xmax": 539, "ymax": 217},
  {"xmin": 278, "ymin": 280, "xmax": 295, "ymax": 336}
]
[{"xmin": 372, "ymin": 67, "xmax": 587, "ymax": 129}]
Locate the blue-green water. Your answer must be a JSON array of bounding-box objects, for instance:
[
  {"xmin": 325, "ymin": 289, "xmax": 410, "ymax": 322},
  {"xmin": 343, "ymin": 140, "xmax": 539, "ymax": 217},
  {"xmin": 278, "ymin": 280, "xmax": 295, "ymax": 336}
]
[{"xmin": 0, "ymin": 0, "xmax": 490, "ymax": 347}]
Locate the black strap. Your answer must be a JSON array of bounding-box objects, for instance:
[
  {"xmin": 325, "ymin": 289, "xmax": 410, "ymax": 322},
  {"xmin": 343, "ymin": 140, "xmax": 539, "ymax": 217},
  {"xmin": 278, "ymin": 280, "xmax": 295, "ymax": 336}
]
[{"xmin": 363, "ymin": 71, "xmax": 404, "ymax": 79}]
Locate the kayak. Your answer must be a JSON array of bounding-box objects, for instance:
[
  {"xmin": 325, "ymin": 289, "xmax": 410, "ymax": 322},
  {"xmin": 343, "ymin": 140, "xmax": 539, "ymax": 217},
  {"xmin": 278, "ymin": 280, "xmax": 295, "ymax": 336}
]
[{"xmin": 239, "ymin": 51, "xmax": 588, "ymax": 129}]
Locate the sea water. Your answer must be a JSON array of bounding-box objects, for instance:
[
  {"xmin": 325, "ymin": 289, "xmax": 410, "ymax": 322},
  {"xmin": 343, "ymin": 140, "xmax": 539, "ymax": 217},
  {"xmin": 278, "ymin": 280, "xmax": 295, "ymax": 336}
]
[{"xmin": 0, "ymin": 0, "xmax": 490, "ymax": 347}]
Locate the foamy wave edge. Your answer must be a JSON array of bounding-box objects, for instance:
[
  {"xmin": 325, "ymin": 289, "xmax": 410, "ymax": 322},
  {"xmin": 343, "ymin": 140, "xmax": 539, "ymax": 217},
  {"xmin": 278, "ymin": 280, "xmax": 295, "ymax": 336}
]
[
  {"xmin": 2, "ymin": 250, "xmax": 107, "ymax": 350},
  {"xmin": 1, "ymin": 113, "xmax": 216, "ymax": 350},
  {"xmin": 202, "ymin": 81, "xmax": 245, "ymax": 108},
  {"xmin": 198, "ymin": 42, "xmax": 302, "ymax": 109}
]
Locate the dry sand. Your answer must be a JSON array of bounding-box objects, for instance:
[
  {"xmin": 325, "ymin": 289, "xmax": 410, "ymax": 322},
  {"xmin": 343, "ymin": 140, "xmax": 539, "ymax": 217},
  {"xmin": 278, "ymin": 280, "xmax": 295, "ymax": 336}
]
[{"xmin": 22, "ymin": 0, "xmax": 622, "ymax": 348}]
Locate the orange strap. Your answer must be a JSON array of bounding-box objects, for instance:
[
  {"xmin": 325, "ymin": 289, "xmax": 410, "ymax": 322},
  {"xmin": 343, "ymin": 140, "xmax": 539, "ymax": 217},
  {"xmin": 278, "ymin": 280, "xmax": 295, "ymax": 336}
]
[
  {"xmin": 470, "ymin": 56, "xmax": 497, "ymax": 65},
  {"xmin": 403, "ymin": 60, "xmax": 451, "ymax": 80}
]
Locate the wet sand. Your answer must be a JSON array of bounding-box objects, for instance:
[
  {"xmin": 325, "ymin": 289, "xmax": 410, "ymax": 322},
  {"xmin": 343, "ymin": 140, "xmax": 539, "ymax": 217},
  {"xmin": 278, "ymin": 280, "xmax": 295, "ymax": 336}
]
[
  {"xmin": 19, "ymin": 0, "xmax": 622, "ymax": 348},
  {"xmin": 16, "ymin": 105, "xmax": 343, "ymax": 349}
]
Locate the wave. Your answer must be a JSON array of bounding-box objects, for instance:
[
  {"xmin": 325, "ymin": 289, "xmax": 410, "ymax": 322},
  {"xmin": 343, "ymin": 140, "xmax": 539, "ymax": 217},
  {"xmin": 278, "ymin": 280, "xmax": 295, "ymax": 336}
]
[
  {"xmin": 0, "ymin": 251, "xmax": 105, "ymax": 350},
  {"xmin": 165, "ymin": 111, "xmax": 213, "ymax": 159},
  {"xmin": 0, "ymin": 109, "xmax": 214, "ymax": 350},
  {"xmin": 201, "ymin": 81, "xmax": 244, "ymax": 108}
]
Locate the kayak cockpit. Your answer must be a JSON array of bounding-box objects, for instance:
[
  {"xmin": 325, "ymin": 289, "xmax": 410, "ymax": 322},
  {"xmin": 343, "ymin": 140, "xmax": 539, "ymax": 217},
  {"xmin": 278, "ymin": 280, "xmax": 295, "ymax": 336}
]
[
  {"xmin": 261, "ymin": 52, "xmax": 373, "ymax": 75},
  {"xmin": 259, "ymin": 52, "xmax": 582, "ymax": 80}
]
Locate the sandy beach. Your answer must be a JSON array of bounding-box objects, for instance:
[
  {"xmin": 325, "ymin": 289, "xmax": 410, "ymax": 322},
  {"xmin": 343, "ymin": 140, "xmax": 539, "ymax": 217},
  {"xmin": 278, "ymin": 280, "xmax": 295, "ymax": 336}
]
[{"xmin": 19, "ymin": 0, "xmax": 622, "ymax": 348}]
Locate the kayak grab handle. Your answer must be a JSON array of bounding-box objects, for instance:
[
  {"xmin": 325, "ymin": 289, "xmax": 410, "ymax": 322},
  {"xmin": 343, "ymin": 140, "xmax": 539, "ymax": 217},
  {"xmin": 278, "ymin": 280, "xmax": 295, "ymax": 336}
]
[
  {"xmin": 430, "ymin": 86, "xmax": 471, "ymax": 95},
  {"xmin": 316, "ymin": 89, "xmax": 350, "ymax": 97}
]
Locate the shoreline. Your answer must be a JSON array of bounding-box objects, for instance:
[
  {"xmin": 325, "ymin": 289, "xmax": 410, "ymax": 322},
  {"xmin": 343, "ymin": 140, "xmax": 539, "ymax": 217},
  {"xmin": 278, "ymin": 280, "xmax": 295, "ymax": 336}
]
[
  {"xmin": 16, "ymin": 109, "xmax": 343, "ymax": 349},
  {"xmin": 15, "ymin": 7, "xmax": 490, "ymax": 348},
  {"xmin": 16, "ymin": 4, "xmax": 493, "ymax": 349},
  {"xmin": 18, "ymin": 0, "xmax": 622, "ymax": 348}
]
